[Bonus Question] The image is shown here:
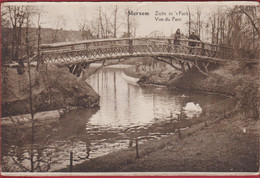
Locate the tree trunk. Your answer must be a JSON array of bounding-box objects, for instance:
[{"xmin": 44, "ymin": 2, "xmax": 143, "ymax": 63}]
[
  {"xmin": 127, "ymin": 7, "xmax": 130, "ymax": 37},
  {"xmin": 114, "ymin": 5, "xmax": 117, "ymax": 38}
]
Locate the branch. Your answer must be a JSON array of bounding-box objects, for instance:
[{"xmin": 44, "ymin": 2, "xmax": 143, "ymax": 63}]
[
  {"xmin": 231, "ymin": 9, "xmax": 259, "ymax": 33},
  {"xmin": 193, "ymin": 60, "xmax": 208, "ymax": 77},
  {"xmin": 152, "ymin": 56, "xmax": 182, "ymax": 71},
  {"xmin": 241, "ymin": 8, "xmax": 259, "ymax": 33},
  {"xmin": 202, "ymin": 61, "xmax": 210, "ymax": 73},
  {"xmin": 11, "ymin": 156, "xmax": 30, "ymax": 171},
  {"xmin": 84, "ymin": 59, "xmax": 128, "ymax": 78}
]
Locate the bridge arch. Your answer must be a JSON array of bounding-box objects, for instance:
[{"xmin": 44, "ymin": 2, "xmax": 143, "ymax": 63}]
[{"xmin": 40, "ymin": 37, "xmax": 234, "ymax": 77}]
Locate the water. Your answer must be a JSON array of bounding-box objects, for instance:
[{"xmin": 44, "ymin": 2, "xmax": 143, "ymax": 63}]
[{"xmin": 1, "ymin": 67, "xmax": 236, "ymax": 172}]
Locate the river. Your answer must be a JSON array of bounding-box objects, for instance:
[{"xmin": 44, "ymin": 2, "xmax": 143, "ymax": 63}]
[{"xmin": 1, "ymin": 66, "xmax": 236, "ymax": 172}]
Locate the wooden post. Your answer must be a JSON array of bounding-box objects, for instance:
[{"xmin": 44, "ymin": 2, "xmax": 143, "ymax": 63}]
[
  {"xmin": 70, "ymin": 151, "xmax": 73, "ymax": 172},
  {"xmin": 135, "ymin": 137, "xmax": 140, "ymax": 158},
  {"xmin": 187, "ymin": 62, "xmax": 191, "ymax": 71},
  {"xmin": 179, "ymin": 61, "xmax": 186, "ymax": 73},
  {"xmin": 18, "ymin": 80, "xmax": 21, "ymax": 92},
  {"xmin": 178, "ymin": 128, "xmax": 181, "ymax": 139},
  {"xmin": 223, "ymin": 106, "xmax": 226, "ymax": 118},
  {"xmin": 204, "ymin": 120, "xmax": 208, "ymax": 127},
  {"xmin": 45, "ymin": 64, "xmax": 52, "ymax": 105}
]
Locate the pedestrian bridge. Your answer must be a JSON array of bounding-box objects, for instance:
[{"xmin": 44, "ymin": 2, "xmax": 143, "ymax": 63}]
[
  {"xmin": 40, "ymin": 37, "xmax": 234, "ymax": 65},
  {"xmin": 40, "ymin": 37, "xmax": 235, "ymax": 77}
]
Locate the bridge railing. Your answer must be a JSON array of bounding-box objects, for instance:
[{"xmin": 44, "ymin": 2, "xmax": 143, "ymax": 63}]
[{"xmin": 40, "ymin": 37, "xmax": 234, "ymax": 63}]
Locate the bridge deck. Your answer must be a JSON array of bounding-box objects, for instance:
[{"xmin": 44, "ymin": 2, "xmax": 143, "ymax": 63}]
[{"xmin": 40, "ymin": 37, "xmax": 234, "ymax": 65}]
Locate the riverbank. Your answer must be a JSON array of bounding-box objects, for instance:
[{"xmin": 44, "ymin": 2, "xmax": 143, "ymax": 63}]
[
  {"xmin": 1, "ymin": 63, "xmax": 100, "ymax": 117},
  {"xmin": 56, "ymin": 61, "xmax": 259, "ymax": 172},
  {"xmin": 59, "ymin": 109, "xmax": 259, "ymax": 172},
  {"xmin": 126, "ymin": 61, "xmax": 259, "ymax": 105}
]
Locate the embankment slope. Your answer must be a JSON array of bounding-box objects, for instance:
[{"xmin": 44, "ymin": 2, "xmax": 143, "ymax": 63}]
[{"xmin": 1, "ymin": 64, "xmax": 99, "ymax": 117}]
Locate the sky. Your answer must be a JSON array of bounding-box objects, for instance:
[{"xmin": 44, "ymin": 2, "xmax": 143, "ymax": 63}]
[{"xmin": 2, "ymin": 1, "xmax": 259, "ymax": 38}]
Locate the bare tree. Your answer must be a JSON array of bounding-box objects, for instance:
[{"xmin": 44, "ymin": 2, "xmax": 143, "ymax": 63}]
[
  {"xmin": 6, "ymin": 5, "xmax": 27, "ymax": 61},
  {"xmin": 126, "ymin": 7, "xmax": 130, "ymax": 37},
  {"xmin": 195, "ymin": 6, "xmax": 203, "ymax": 38},
  {"xmin": 187, "ymin": 6, "xmax": 191, "ymax": 36},
  {"xmin": 123, "ymin": 6, "xmax": 138, "ymax": 37},
  {"xmin": 203, "ymin": 5, "xmax": 258, "ymax": 59},
  {"xmin": 186, "ymin": 6, "xmax": 203, "ymax": 38},
  {"xmin": 225, "ymin": 5, "xmax": 259, "ymax": 58},
  {"xmin": 51, "ymin": 15, "xmax": 66, "ymax": 42},
  {"xmin": 77, "ymin": 10, "xmax": 93, "ymax": 40},
  {"xmin": 103, "ymin": 10, "xmax": 113, "ymax": 38},
  {"xmin": 1, "ymin": 5, "xmax": 12, "ymax": 63},
  {"xmin": 113, "ymin": 5, "xmax": 118, "ymax": 38},
  {"xmin": 98, "ymin": 6, "xmax": 105, "ymax": 38}
]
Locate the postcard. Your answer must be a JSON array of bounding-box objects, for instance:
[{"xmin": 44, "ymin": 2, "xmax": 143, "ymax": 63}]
[{"xmin": 1, "ymin": 1, "xmax": 259, "ymax": 176}]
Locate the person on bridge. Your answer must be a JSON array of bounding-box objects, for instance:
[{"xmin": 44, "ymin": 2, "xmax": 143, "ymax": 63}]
[
  {"xmin": 174, "ymin": 29, "xmax": 181, "ymax": 45},
  {"xmin": 188, "ymin": 32, "xmax": 200, "ymax": 54},
  {"xmin": 188, "ymin": 32, "xmax": 200, "ymax": 46}
]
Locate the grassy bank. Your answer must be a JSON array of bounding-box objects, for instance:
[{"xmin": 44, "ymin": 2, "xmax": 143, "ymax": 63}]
[
  {"xmin": 125, "ymin": 61, "xmax": 258, "ymax": 97},
  {"xmin": 1, "ymin": 63, "xmax": 100, "ymax": 117},
  {"xmin": 58, "ymin": 110, "xmax": 259, "ymax": 172}
]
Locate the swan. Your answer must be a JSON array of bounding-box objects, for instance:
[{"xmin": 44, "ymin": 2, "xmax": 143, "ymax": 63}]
[
  {"xmin": 182, "ymin": 102, "xmax": 202, "ymax": 118},
  {"xmin": 183, "ymin": 102, "xmax": 202, "ymax": 112}
]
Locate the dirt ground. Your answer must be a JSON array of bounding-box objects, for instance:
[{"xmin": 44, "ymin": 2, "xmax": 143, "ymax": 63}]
[{"xmin": 65, "ymin": 112, "xmax": 259, "ymax": 172}]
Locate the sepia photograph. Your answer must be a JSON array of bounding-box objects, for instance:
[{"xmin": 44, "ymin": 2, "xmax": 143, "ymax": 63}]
[{"xmin": 1, "ymin": 1, "xmax": 259, "ymax": 175}]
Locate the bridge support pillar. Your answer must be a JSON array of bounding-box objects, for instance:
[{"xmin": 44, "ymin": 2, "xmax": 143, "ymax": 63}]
[
  {"xmin": 186, "ymin": 62, "xmax": 191, "ymax": 71},
  {"xmin": 193, "ymin": 60, "xmax": 209, "ymax": 77},
  {"xmin": 68, "ymin": 63, "xmax": 90, "ymax": 77}
]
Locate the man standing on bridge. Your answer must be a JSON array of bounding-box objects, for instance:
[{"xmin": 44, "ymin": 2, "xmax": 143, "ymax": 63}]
[{"xmin": 188, "ymin": 32, "xmax": 200, "ymax": 54}]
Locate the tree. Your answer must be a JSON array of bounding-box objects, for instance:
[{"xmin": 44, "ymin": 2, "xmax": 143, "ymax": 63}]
[
  {"xmin": 195, "ymin": 6, "xmax": 203, "ymax": 38},
  {"xmin": 225, "ymin": 5, "xmax": 259, "ymax": 58},
  {"xmin": 77, "ymin": 10, "xmax": 93, "ymax": 40},
  {"xmin": 113, "ymin": 5, "xmax": 118, "ymax": 38},
  {"xmin": 187, "ymin": 6, "xmax": 191, "ymax": 36},
  {"xmin": 186, "ymin": 6, "xmax": 203, "ymax": 38},
  {"xmin": 24, "ymin": 6, "xmax": 38, "ymax": 57},
  {"xmin": 1, "ymin": 5, "xmax": 12, "ymax": 63},
  {"xmin": 1, "ymin": 4, "xmax": 40, "ymax": 62},
  {"xmin": 126, "ymin": 7, "xmax": 130, "ymax": 37},
  {"xmin": 6, "ymin": 5, "xmax": 27, "ymax": 61},
  {"xmin": 203, "ymin": 5, "xmax": 259, "ymax": 59},
  {"xmin": 124, "ymin": 6, "xmax": 138, "ymax": 37},
  {"xmin": 51, "ymin": 15, "xmax": 66, "ymax": 42}
]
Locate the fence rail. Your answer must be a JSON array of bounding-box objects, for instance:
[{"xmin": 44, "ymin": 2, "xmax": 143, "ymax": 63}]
[{"xmin": 40, "ymin": 37, "xmax": 234, "ymax": 64}]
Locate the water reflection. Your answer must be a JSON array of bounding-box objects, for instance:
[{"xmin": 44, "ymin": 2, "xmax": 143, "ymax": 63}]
[
  {"xmin": 1, "ymin": 108, "xmax": 99, "ymax": 172},
  {"xmin": 87, "ymin": 70, "xmax": 174, "ymax": 127},
  {"xmin": 2, "ymin": 67, "xmax": 236, "ymax": 172},
  {"xmin": 86, "ymin": 68, "xmax": 220, "ymax": 128}
]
